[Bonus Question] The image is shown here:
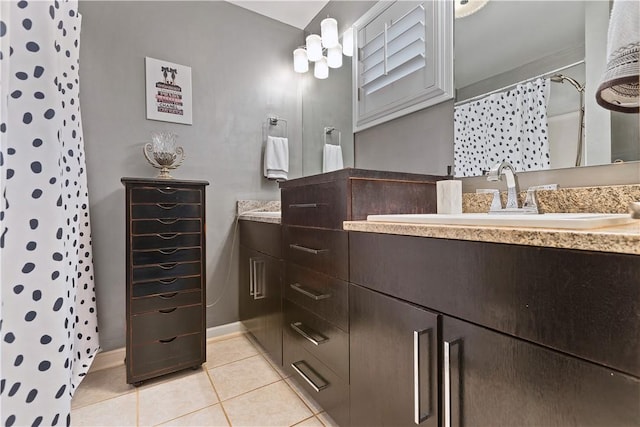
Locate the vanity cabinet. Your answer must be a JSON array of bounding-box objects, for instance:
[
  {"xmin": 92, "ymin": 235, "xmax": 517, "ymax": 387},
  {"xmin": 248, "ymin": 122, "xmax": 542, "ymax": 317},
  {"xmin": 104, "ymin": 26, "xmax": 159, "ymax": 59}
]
[
  {"xmin": 239, "ymin": 219, "xmax": 283, "ymax": 365},
  {"xmin": 122, "ymin": 178, "xmax": 208, "ymax": 385}
]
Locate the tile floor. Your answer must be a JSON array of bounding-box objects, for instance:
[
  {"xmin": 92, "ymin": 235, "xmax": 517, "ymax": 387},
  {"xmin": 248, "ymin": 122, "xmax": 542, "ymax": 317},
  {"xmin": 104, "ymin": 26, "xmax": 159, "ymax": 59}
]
[{"xmin": 71, "ymin": 333, "xmax": 338, "ymax": 427}]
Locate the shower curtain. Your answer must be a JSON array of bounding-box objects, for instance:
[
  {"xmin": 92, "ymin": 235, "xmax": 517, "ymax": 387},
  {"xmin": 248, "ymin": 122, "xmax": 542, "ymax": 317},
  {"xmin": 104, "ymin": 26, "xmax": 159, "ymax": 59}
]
[
  {"xmin": 1, "ymin": 1, "xmax": 99, "ymax": 425},
  {"xmin": 454, "ymin": 78, "xmax": 551, "ymax": 177}
]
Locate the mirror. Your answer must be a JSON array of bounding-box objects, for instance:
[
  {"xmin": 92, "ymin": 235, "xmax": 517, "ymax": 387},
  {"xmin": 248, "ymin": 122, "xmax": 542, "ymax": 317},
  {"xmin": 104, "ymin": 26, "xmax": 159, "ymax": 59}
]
[{"xmin": 454, "ymin": 0, "xmax": 639, "ymax": 177}]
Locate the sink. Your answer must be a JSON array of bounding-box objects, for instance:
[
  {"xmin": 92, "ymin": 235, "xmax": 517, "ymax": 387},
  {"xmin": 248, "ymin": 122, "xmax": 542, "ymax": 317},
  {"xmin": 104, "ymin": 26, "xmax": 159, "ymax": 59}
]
[{"xmin": 366, "ymin": 213, "xmax": 636, "ymax": 230}]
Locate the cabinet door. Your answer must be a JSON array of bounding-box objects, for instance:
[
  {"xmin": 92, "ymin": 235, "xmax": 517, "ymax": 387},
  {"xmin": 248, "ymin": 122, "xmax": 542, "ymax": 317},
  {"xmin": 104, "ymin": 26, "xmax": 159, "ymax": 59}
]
[
  {"xmin": 443, "ymin": 316, "xmax": 640, "ymax": 427},
  {"xmin": 350, "ymin": 283, "xmax": 439, "ymax": 427},
  {"xmin": 239, "ymin": 246, "xmax": 283, "ymax": 365}
]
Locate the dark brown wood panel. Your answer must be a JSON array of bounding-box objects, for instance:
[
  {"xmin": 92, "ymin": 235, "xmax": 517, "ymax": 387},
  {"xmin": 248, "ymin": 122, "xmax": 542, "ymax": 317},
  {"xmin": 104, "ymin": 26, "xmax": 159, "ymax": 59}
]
[
  {"xmin": 239, "ymin": 220, "xmax": 282, "ymax": 258},
  {"xmin": 132, "ymin": 247, "xmax": 201, "ymax": 266},
  {"xmin": 132, "ymin": 203, "xmax": 201, "ymax": 219},
  {"xmin": 350, "ymin": 178, "xmax": 438, "ymax": 220},
  {"xmin": 131, "ymin": 187, "xmax": 201, "ymax": 204},
  {"xmin": 283, "ymin": 226, "xmax": 348, "ymax": 281},
  {"xmin": 349, "ymin": 231, "xmax": 640, "ymax": 377},
  {"xmin": 130, "ymin": 333, "xmax": 202, "ymax": 381},
  {"xmin": 281, "ymin": 181, "xmax": 348, "ymax": 229},
  {"xmin": 131, "ymin": 304, "xmax": 203, "ymax": 344},
  {"xmin": 131, "ymin": 275, "xmax": 201, "ymax": 298},
  {"xmin": 132, "ymin": 233, "xmax": 201, "ymax": 251},
  {"xmin": 132, "ymin": 261, "xmax": 201, "ymax": 282},
  {"xmin": 131, "ymin": 289, "xmax": 202, "ymax": 314},
  {"xmin": 132, "ymin": 218, "xmax": 201, "ymax": 235}
]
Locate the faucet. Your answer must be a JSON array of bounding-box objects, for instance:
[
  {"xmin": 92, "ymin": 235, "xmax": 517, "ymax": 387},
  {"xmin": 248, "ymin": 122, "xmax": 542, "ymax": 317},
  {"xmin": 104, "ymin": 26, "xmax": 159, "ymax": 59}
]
[{"xmin": 485, "ymin": 161, "xmax": 540, "ymax": 214}]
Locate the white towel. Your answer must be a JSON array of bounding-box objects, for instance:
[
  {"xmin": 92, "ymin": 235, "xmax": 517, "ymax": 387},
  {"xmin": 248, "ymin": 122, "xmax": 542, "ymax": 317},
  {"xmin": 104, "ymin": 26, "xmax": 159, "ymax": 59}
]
[
  {"xmin": 322, "ymin": 144, "xmax": 344, "ymax": 173},
  {"xmin": 264, "ymin": 136, "xmax": 289, "ymax": 180},
  {"xmin": 595, "ymin": 0, "xmax": 639, "ymax": 113}
]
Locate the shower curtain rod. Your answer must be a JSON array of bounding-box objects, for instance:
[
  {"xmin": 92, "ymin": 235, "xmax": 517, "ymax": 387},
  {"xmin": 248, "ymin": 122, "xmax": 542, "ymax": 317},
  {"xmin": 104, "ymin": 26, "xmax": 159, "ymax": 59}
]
[{"xmin": 454, "ymin": 60, "xmax": 585, "ymax": 106}]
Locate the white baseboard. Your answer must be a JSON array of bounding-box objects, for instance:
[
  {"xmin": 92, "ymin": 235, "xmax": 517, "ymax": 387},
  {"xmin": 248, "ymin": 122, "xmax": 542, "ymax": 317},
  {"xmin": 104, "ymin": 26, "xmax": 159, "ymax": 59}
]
[{"xmin": 88, "ymin": 321, "xmax": 247, "ymax": 374}]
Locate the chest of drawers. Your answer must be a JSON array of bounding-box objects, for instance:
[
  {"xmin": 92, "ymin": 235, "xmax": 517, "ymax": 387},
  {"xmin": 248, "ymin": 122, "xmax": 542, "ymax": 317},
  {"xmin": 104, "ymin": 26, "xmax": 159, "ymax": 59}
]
[{"xmin": 122, "ymin": 177, "xmax": 208, "ymax": 386}]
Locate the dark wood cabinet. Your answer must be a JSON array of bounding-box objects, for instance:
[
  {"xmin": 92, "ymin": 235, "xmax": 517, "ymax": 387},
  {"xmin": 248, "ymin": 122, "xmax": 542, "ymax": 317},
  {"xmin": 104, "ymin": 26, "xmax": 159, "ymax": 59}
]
[
  {"xmin": 122, "ymin": 178, "xmax": 208, "ymax": 385},
  {"xmin": 350, "ymin": 283, "xmax": 440, "ymax": 427},
  {"xmin": 239, "ymin": 220, "xmax": 283, "ymax": 365}
]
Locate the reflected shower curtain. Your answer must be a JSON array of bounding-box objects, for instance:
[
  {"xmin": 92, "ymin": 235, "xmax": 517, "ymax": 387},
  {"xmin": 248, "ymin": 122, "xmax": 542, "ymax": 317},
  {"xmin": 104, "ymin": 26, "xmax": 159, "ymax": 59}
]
[
  {"xmin": 454, "ymin": 78, "xmax": 551, "ymax": 177},
  {"xmin": 0, "ymin": 1, "xmax": 99, "ymax": 425}
]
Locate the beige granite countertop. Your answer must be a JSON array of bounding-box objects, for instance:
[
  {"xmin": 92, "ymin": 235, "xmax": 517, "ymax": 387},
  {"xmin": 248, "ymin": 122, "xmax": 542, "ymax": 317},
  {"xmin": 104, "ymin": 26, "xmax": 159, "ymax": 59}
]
[
  {"xmin": 238, "ymin": 211, "xmax": 281, "ymax": 224},
  {"xmin": 343, "ymin": 220, "xmax": 640, "ymax": 255},
  {"xmin": 236, "ymin": 200, "xmax": 281, "ymax": 224}
]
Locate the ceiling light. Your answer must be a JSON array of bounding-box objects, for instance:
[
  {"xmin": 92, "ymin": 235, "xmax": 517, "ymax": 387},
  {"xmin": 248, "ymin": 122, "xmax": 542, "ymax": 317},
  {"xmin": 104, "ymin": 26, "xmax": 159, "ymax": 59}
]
[
  {"xmin": 314, "ymin": 57, "xmax": 329, "ymax": 79},
  {"xmin": 342, "ymin": 28, "xmax": 354, "ymax": 57},
  {"xmin": 306, "ymin": 34, "xmax": 323, "ymax": 62},
  {"xmin": 321, "ymin": 17, "xmax": 339, "ymax": 48},
  {"xmin": 293, "ymin": 48, "xmax": 309, "ymax": 73},
  {"xmin": 455, "ymin": 0, "xmax": 489, "ymax": 19},
  {"xmin": 327, "ymin": 44, "xmax": 343, "ymax": 68}
]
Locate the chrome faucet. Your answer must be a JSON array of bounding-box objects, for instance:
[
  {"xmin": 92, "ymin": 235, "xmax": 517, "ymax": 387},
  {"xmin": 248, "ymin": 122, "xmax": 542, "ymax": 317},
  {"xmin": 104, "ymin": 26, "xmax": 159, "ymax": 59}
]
[{"xmin": 486, "ymin": 161, "xmax": 520, "ymax": 210}]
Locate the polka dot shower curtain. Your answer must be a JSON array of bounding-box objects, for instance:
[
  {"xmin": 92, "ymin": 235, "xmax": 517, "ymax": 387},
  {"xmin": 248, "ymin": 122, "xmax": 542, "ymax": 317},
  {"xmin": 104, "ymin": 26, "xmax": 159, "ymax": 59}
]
[
  {"xmin": 453, "ymin": 78, "xmax": 552, "ymax": 177},
  {"xmin": 0, "ymin": 1, "xmax": 99, "ymax": 425}
]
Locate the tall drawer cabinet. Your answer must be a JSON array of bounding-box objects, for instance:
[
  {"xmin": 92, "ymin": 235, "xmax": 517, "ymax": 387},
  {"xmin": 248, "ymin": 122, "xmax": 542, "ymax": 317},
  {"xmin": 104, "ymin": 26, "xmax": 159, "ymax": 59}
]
[
  {"xmin": 279, "ymin": 168, "xmax": 445, "ymax": 426},
  {"xmin": 122, "ymin": 177, "xmax": 209, "ymax": 386}
]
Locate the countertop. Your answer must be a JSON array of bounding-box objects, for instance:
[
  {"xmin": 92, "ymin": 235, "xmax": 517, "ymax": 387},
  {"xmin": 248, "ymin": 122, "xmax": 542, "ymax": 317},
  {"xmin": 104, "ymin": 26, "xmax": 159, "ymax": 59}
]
[
  {"xmin": 343, "ymin": 220, "xmax": 640, "ymax": 255},
  {"xmin": 238, "ymin": 211, "xmax": 281, "ymax": 224}
]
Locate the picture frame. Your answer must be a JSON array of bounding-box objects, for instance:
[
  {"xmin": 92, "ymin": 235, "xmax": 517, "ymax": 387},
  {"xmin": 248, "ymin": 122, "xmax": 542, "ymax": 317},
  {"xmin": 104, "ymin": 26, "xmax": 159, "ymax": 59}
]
[{"xmin": 145, "ymin": 57, "xmax": 193, "ymax": 125}]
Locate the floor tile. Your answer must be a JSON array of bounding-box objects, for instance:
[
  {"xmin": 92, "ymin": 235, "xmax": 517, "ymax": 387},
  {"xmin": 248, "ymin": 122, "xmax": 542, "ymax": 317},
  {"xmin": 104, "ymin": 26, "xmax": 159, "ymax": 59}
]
[
  {"xmin": 157, "ymin": 404, "xmax": 229, "ymax": 426},
  {"xmin": 222, "ymin": 381, "xmax": 313, "ymax": 426},
  {"xmin": 72, "ymin": 364, "xmax": 135, "ymax": 409},
  {"xmin": 139, "ymin": 370, "xmax": 218, "ymax": 426},
  {"xmin": 294, "ymin": 416, "xmax": 325, "ymax": 427},
  {"xmin": 71, "ymin": 393, "xmax": 137, "ymax": 426},
  {"xmin": 285, "ymin": 377, "xmax": 323, "ymax": 414},
  {"xmin": 264, "ymin": 351, "xmax": 291, "ymax": 379},
  {"xmin": 206, "ymin": 335, "xmax": 259, "ymax": 368},
  {"xmin": 317, "ymin": 411, "xmax": 339, "ymax": 427},
  {"xmin": 208, "ymin": 355, "xmax": 280, "ymax": 401}
]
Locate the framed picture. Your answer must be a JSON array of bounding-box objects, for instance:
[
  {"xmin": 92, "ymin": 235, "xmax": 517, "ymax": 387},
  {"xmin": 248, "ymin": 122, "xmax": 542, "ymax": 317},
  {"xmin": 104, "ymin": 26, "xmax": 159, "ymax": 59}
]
[{"xmin": 145, "ymin": 57, "xmax": 193, "ymax": 125}]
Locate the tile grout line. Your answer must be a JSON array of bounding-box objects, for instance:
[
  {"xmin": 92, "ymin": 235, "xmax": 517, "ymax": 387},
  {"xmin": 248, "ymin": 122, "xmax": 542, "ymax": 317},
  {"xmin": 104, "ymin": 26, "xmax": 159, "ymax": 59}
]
[
  {"xmin": 204, "ymin": 364, "xmax": 234, "ymax": 427},
  {"xmin": 281, "ymin": 377, "xmax": 326, "ymax": 426},
  {"xmin": 71, "ymin": 386, "xmax": 137, "ymax": 411}
]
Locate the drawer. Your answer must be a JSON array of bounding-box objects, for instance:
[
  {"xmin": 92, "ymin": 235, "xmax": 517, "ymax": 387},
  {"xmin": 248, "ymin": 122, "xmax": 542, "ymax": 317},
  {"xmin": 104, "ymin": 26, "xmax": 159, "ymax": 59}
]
[
  {"xmin": 131, "ymin": 304, "xmax": 203, "ymax": 344},
  {"xmin": 132, "ymin": 203, "xmax": 201, "ymax": 219},
  {"xmin": 239, "ymin": 220, "xmax": 282, "ymax": 258},
  {"xmin": 281, "ymin": 181, "xmax": 347, "ymax": 229},
  {"xmin": 284, "ymin": 299, "xmax": 349, "ymax": 380},
  {"xmin": 133, "ymin": 247, "xmax": 201, "ymax": 266},
  {"xmin": 132, "ymin": 233, "xmax": 201, "ymax": 250},
  {"xmin": 285, "ymin": 263, "xmax": 348, "ymax": 332},
  {"xmin": 131, "ymin": 289, "xmax": 202, "ymax": 314},
  {"xmin": 132, "ymin": 275, "xmax": 201, "ymax": 298},
  {"xmin": 129, "ymin": 332, "xmax": 203, "ymax": 382},
  {"xmin": 132, "ymin": 261, "xmax": 201, "ymax": 282},
  {"xmin": 283, "ymin": 226, "xmax": 348, "ymax": 281},
  {"xmin": 131, "ymin": 187, "xmax": 201, "ymax": 204},
  {"xmin": 284, "ymin": 331, "xmax": 349, "ymax": 427},
  {"xmin": 132, "ymin": 218, "xmax": 201, "ymax": 235}
]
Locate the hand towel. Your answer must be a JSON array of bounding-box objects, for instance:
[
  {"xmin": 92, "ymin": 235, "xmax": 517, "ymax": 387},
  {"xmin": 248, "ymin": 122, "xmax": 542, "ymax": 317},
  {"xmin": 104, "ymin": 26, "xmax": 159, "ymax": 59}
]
[
  {"xmin": 264, "ymin": 136, "xmax": 289, "ymax": 180},
  {"xmin": 322, "ymin": 144, "xmax": 344, "ymax": 173},
  {"xmin": 595, "ymin": 0, "xmax": 639, "ymax": 113}
]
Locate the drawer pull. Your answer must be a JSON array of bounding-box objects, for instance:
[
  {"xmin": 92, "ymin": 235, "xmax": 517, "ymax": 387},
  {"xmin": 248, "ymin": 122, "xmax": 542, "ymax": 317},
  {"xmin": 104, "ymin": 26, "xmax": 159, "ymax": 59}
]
[
  {"xmin": 289, "ymin": 244, "xmax": 328, "ymax": 255},
  {"xmin": 158, "ymin": 292, "xmax": 178, "ymax": 299},
  {"xmin": 158, "ymin": 278, "xmax": 178, "ymax": 285},
  {"xmin": 159, "ymin": 336, "xmax": 177, "ymax": 343},
  {"xmin": 159, "ymin": 263, "xmax": 178, "ymax": 270},
  {"xmin": 289, "ymin": 203, "xmax": 322, "ymax": 209},
  {"xmin": 291, "ymin": 361, "xmax": 328, "ymax": 393},
  {"xmin": 157, "ymin": 203, "xmax": 178, "ymax": 210},
  {"xmin": 157, "ymin": 188, "xmax": 177, "ymax": 195},
  {"xmin": 158, "ymin": 248, "xmax": 179, "ymax": 255},
  {"xmin": 158, "ymin": 307, "xmax": 177, "ymax": 314},
  {"xmin": 290, "ymin": 283, "xmax": 331, "ymax": 301},
  {"xmin": 157, "ymin": 233, "xmax": 179, "ymax": 240},
  {"xmin": 157, "ymin": 218, "xmax": 180, "ymax": 225},
  {"xmin": 290, "ymin": 322, "xmax": 328, "ymax": 346}
]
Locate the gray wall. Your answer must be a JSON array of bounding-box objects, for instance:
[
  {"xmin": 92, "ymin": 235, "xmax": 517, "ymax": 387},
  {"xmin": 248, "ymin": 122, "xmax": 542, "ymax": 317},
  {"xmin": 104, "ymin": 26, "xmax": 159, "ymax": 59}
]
[{"xmin": 79, "ymin": 1, "xmax": 303, "ymax": 351}]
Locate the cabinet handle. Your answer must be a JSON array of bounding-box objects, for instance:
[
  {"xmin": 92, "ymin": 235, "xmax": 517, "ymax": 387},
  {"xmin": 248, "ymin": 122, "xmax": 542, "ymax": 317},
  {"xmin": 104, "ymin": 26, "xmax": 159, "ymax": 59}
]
[
  {"xmin": 289, "ymin": 244, "xmax": 328, "ymax": 255},
  {"xmin": 158, "ymin": 278, "xmax": 177, "ymax": 285},
  {"xmin": 157, "ymin": 218, "xmax": 179, "ymax": 225},
  {"xmin": 290, "ymin": 283, "xmax": 331, "ymax": 301},
  {"xmin": 249, "ymin": 257, "xmax": 266, "ymax": 300},
  {"xmin": 158, "ymin": 292, "xmax": 178, "ymax": 299},
  {"xmin": 414, "ymin": 329, "xmax": 432, "ymax": 424},
  {"xmin": 157, "ymin": 233, "xmax": 179, "ymax": 240},
  {"xmin": 158, "ymin": 307, "xmax": 177, "ymax": 314},
  {"xmin": 291, "ymin": 361, "xmax": 328, "ymax": 393},
  {"xmin": 290, "ymin": 322, "xmax": 328, "ymax": 346},
  {"xmin": 157, "ymin": 188, "xmax": 177, "ymax": 194},
  {"xmin": 157, "ymin": 203, "xmax": 177, "ymax": 209},
  {"xmin": 158, "ymin": 248, "xmax": 179, "ymax": 255},
  {"xmin": 289, "ymin": 203, "xmax": 321, "ymax": 209},
  {"xmin": 444, "ymin": 340, "xmax": 451, "ymax": 427},
  {"xmin": 158, "ymin": 263, "xmax": 177, "ymax": 270},
  {"xmin": 159, "ymin": 336, "xmax": 177, "ymax": 343}
]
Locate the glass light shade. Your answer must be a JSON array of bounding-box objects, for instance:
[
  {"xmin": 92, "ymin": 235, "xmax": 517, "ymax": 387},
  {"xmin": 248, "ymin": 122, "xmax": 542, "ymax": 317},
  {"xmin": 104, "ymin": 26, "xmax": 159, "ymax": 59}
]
[
  {"xmin": 293, "ymin": 48, "xmax": 309, "ymax": 73},
  {"xmin": 314, "ymin": 57, "xmax": 329, "ymax": 79},
  {"xmin": 342, "ymin": 27, "xmax": 354, "ymax": 57},
  {"xmin": 327, "ymin": 44, "xmax": 343, "ymax": 69},
  {"xmin": 321, "ymin": 18, "xmax": 339, "ymax": 48},
  {"xmin": 455, "ymin": 0, "xmax": 489, "ymax": 18},
  {"xmin": 306, "ymin": 34, "xmax": 323, "ymax": 62}
]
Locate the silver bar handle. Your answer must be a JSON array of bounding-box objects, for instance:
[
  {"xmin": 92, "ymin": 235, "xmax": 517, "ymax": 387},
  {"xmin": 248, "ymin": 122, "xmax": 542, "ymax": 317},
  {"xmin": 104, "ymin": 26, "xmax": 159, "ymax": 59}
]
[
  {"xmin": 291, "ymin": 361, "xmax": 328, "ymax": 393},
  {"xmin": 249, "ymin": 258, "xmax": 255, "ymax": 297},
  {"xmin": 290, "ymin": 283, "xmax": 331, "ymax": 301},
  {"xmin": 289, "ymin": 244, "xmax": 327, "ymax": 255},
  {"xmin": 414, "ymin": 329, "xmax": 431, "ymax": 425},
  {"xmin": 289, "ymin": 203, "xmax": 321, "ymax": 209},
  {"xmin": 444, "ymin": 341, "xmax": 451, "ymax": 427},
  {"xmin": 254, "ymin": 259, "xmax": 266, "ymax": 300},
  {"xmin": 290, "ymin": 322, "xmax": 328, "ymax": 346}
]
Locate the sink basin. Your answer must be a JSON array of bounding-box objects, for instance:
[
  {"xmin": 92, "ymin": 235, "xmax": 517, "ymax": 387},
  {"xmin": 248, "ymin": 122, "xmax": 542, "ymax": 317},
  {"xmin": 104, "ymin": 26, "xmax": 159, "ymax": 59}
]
[{"xmin": 366, "ymin": 213, "xmax": 636, "ymax": 230}]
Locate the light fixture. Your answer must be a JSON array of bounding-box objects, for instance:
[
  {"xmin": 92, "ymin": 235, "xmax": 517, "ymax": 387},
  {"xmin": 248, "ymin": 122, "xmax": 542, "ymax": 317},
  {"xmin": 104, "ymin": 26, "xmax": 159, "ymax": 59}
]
[
  {"xmin": 327, "ymin": 44, "xmax": 343, "ymax": 69},
  {"xmin": 321, "ymin": 17, "xmax": 339, "ymax": 48},
  {"xmin": 314, "ymin": 57, "xmax": 329, "ymax": 79},
  {"xmin": 342, "ymin": 27, "xmax": 354, "ymax": 57},
  {"xmin": 293, "ymin": 48, "xmax": 308, "ymax": 73},
  {"xmin": 306, "ymin": 34, "xmax": 323, "ymax": 62},
  {"xmin": 455, "ymin": 0, "xmax": 489, "ymax": 19}
]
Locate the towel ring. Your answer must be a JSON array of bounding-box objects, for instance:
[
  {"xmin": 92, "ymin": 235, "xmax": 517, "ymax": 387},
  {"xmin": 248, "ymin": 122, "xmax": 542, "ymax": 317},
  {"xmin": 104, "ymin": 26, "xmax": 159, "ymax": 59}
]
[
  {"xmin": 324, "ymin": 127, "xmax": 341, "ymax": 146},
  {"xmin": 267, "ymin": 115, "xmax": 288, "ymax": 138}
]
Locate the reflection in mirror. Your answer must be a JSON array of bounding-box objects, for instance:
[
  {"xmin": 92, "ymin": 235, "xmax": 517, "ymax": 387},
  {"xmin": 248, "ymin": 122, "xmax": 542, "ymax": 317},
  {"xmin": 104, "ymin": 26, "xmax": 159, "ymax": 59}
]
[{"xmin": 453, "ymin": 0, "xmax": 639, "ymax": 178}]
